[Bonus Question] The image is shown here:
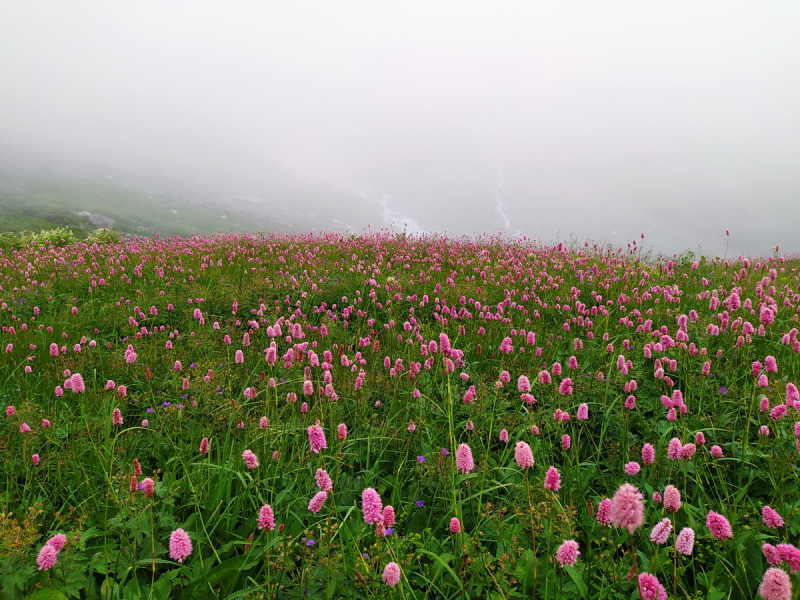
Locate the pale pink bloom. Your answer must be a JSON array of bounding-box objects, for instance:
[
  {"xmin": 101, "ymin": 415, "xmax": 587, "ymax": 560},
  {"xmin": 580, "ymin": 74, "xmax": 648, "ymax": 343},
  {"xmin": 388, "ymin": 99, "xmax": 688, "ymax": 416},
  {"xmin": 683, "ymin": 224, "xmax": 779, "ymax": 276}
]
[
  {"xmin": 624, "ymin": 461, "xmax": 640, "ymax": 476},
  {"xmin": 456, "ymin": 443, "xmax": 474, "ymax": 474},
  {"xmin": 706, "ymin": 511, "xmax": 733, "ymax": 540},
  {"xmin": 362, "ymin": 488, "xmax": 383, "ymax": 524},
  {"xmin": 544, "ymin": 466, "xmax": 561, "ymax": 491},
  {"xmin": 763, "ymin": 543, "xmax": 782, "ymax": 566},
  {"xmin": 106, "ymin": 380, "xmax": 116, "ymax": 390},
  {"xmin": 499, "ymin": 429, "xmax": 509, "ymax": 443},
  {"xmin": 596, "ymin": 498, "xmax": 612, "ymax": 526},
  {"xmin": 758, "ymin": 568, "xmax": 791, "ymax": 600},
  {"xmin": 259, "ymin": 416, "xmax": 269, "ymax": 429},
  {"xmin": 308, "ymin": 491, "xmax": 328, "ymax": 513},
  {"xmin": 517, "ymin": 375, "xmax": 531, "ymax": 392},
  {"xmin": 514, "ymin": 441, "xmax": 534, "ymax": 468},
  {"xmin": 638, "ymin": 572, "xmax": 667, "ymax": 600},
  {"xmin": 408, "ymin": 420, "xmax": 416, "ymax": 432},
  {"xmin": 765, "ymin": 355, "xmax": 778, "ymax": 373},
  {"xmin": 46, "ymin": 533, "xmax": 67, "ymax": 552},
  {"xmin": 675, "ymin": 527, "xmax": 695, "ymax": 555},
  {"xmin": 315, "ymin": 468, "xmax": 333, "ymax": 492},
  {"xmin": 70, "ymin": 372, "xmax": 85, "ymax": 394},
  {"xmin": 642, "ymin": 444, "xmax": 655, "ymax": 465},
  {"xmin": 169, "ymin": 528, "xmax": 192, "ymax": 563},
  {"xmin": 762, "ymin": 505, "xmax": 785, "ymax": 529},
  {"xmin": 308, "ymin": 422, "xmax": 327, "ymax": 453},
  {"xmin": 555, "ymin": 540, "xmax": 580, "ymax": 566},
  {"xmin": 235, "ymin": 350, "xmax": 244, "ymax": 364},
  {"xmin": 577, "ymin": 403, "xmax": 588, "ymax": 420},
  {"xmin": 561, "ymin": 434, "xmax": 571, "ymax": 450},
  {"xmin": 112, "ymin": 408, "xmax": 123, "ymax": 426},
  {"xmin": 37, "ymin": 544, "xmax": 58, "ymax": 570},
  {"xmin": 664, "ymin": 485, "xmax": 681, "ymax": 513},
  {"xmin": 19, "ymin": 423, "xmax": 30, "ymax": 433},
  {"xmin": 449, "ymin": 517, "xmax": 461, "ymax": 533},
  {"xmin": 695, "ymin": 431, "xmax": 706, "ymax": 445},
  {"xmin": 382, "ymin": 562, "xmax": 401, "ymax": 587},
  {"xmin": 652, "ymin": 491, "xmax": 662, "ymax": 503},
  {"xmin": 141, "ymin": 477, "xmax": 155, "ymax": 497},
  {"xmin": 258, "ymin": 504, "xmax": 275, "ymax": 531},
  {"xmin": 650, "ymin": 518, "xmax": 672, "ymax": 544},
  {"xmin": 611, "ymin": 483, "xmax": 644, "ymax": 534},
  {"xmin": 382, "ymin": 505, "xmax": 396, "ymax": 527},
  {"xmin": 679, "ymin": 443, "xmax": 696, "ymax": 459},
  {"xmin": 667, "ymin": 438, "xmax": 682, "ymax": 461},
  {"xmin": 711, "ymin": 445, "xmax": 724, "ymax": 458},
  {"xmin": 242, "ymin": 449, "xmax": 259, "ymax": 469}
]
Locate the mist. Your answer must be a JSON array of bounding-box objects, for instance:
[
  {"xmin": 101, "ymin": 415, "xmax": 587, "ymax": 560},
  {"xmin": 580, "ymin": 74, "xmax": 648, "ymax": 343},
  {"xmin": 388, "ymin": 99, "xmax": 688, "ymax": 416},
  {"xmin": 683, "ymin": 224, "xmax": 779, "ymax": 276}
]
[{"xmin": 1, "ymin": 1, "xmax": 799, "ymax": 256}]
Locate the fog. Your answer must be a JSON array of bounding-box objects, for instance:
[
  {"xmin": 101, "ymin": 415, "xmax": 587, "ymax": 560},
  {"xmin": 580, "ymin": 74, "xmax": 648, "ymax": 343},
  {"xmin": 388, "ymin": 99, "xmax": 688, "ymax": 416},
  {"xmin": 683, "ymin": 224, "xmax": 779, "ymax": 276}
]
[{"xmin": 1, "ymin": 2, "xmax": 799, "ymax": 256}]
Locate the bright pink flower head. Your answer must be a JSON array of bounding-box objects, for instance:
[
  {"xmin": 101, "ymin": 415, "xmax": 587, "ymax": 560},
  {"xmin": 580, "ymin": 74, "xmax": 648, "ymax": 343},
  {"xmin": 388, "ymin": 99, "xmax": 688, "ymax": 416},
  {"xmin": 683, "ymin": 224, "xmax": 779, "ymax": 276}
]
[
  {"xmin": 771, "ymin": 405, "xmax": 787, "ymax": 420},
  {"xmin": 19, "ymin": 423, "xmax": 31, "ymax": 433},
  {"xmin": 382, "ymin": 562, "xmax": 401, "ymax": 587},
  {"xmin": 539, "ymin": 370, "xmax": 552, "ymax": 385},
  {"xmin": 762, "ymin": 505, "xmax": 784, "ymax": 529},
  {"xmin": 758, "ymin": 567, "xmax": 791, "ymax": 600},
  {"xmin": 456, "ymin": 443, "xmax": 474, "ymax": 474},
  {"xmin": 558, "ymin": 377, "xmax": 573, "ymax": 395},
  {"xmin": 696, "ymin": 431, "xmax": 706, "ymax": 445},
  {"xmin": 544, "ymin": 466, "xmax": 561, "ymax": 492},
  {"xmin": 47, "ymin": 533, "xmax": 67, "ymax": 552},
  {"xmin": 55, "ymin": 386, "xmax": 63, "ymax": 397},
  {"xmin": 706, "ymin": 511, "xmax": 733, "ymax": 540},
  {"xmin": 650, "ymin": 518, "xmax": 672, "ymax": 544},
  {"xmin": 235, "ymin": 350, "xmax": 244, "ymax": 364},
  {"xmin": 642, "ymin": 444, "xmax": 655, "ymax": 465},
  {"xmin": 315, "ymin": 468, "xmax": 333, "ymax": 492},
  {"xmin": 303, "ymin": 380, "xmax": 314, "ymax": 396},
  {"xmin": 679, "ymin": 443, "xmax": 696, "ymax": 459},
  {"xmin": 561, "ymin": 434, "xmax": 571, "ymax": 450},
  {"xmin": 258, "ymin": 504, "xmax": 275, "ymax": 531},
  {"xmin": 242, "ymin": 449, "xmax": 259, "ymax": 469},
  {"xmin": 112, "ymin": 408, "xmax": 123, "ymax": 426},
  {"xmin": 362, "ymin": 488, "xmax": 383, "ymax": 524},
  {"xmin": 624, "ymin": 462, "xmax": 640, "ymax": 476},
  {"xmin": 638, "ymin": 572, "xmax": 667, "ymax": 600},
  {"xmin": 663, "ymin": 485, "xmax": 681, "ymax": 513},
  {"xmin": 753, "ymin": 361, "xmax": 763, "ymax": 377},
  {"xmin": 577, "ymin": 403, "xmax": 588, "ymax": 420},
  {"xmin": 141, "ymin": 477, "xmax": 155, "ymax": 497},
  {"xmin": 106, "ymin": 380, "xmax": 116, "ymax": 390},
  {"xmin": 667, "ymin": 438, "xmax": 682, "ymax": 461},
  {"xmin": 787, "ymin": 383, "xmax": 800, "ymax": 405},
  {"xmin": 556, "ymin": 540, "xmax": 580, "ymax": 567},
  {"xmin": 517, "ymin": 375, "xmax": 531, "ymax": 392},
  {"xmin": 763, "ymin": 543, "xmax": 782, "ymax": 566},
  {"xmin": 308, "ymin": 422, "xmax": 328, "ymax": 454},
  {"xmin": 777, "ymin": 544, "xmax": 800, "ymax": 572},
  {"xmin": 514, "ymin": 441, "xmax": 534, "ymax": 469},
  {"xmin": 759, "ymin": 374, "xmax": 769, "ymax": 388},
  {"xmin": 32, "ymin": 453, "xmax": 40, "ymax": 465},
  {"xmin": 449, "ymin": 517, "xmax": 461, "ymax": 533},
  {"xmin": 611, "ymin": 483, "xmax": 644, "ymax": 534},
  {"xmin": 596, "ymin": 498, "xmax": 612, "ymax": 526},
  {"xmin": 308, "ymin": 491, "xmax": 328, "ymax": 513},
  {"xmin": 70, "ymin": 372, "xmax": 85, "ymax": 394},
  {"xmin": 259, "ymin": 416, "xmax": 269, "ymax": 429},
  {"xmin": 382, "ymin": 505, "xmax": 396, "ymax": 527},
  {"xmin": 169, "ymin": 528, "xmax": 192, "ymax": 563},
  {"xmin": 338, "ymin": 423, "xmax": 347, "ymax": 440},
  {"xmin": 37, "ymin": 544, "xmax": 58, "ymax": 570},
  {"xmin": 499, "ymin": 429, "xmax": 509, "ymax": 443},
  {"xmin": 500, "ymin": 370, "xmax": 511, "ymax": 383},
  {"xmin": 711, "ymin": 444, "xmax": 724, "ymax": 458},
  {"xmin": 675, "ymin": 527, "xmax": 695, "ymax": 555}
]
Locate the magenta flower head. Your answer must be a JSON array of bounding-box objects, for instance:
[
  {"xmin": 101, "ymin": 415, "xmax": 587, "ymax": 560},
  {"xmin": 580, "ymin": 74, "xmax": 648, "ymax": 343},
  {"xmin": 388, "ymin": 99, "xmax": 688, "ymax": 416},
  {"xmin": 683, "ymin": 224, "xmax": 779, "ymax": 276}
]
[
  {"xmin": 449, "ymin": 517, "xmax": 461, "ymax": 533},
  {"xmin": 762, "ymin": 505, "xmax": 784, "ymax": 529},
  {"xmin": 37, "ymin": 544, "xmax": 58, "ymax": 570},
  {"xmin": 610, "ymin": 483, "xmax": 644, "ymax": 534},
  {"xmin": 667, "ymin": 438, "xmax": 682, "ymax": 461},
  {"xmin": 308, "ymin": 491, "xmax": 328, "ymax": 514},
  {"xmin": 561, "ymin": 434, "xmax": 571, "ymax": 450},
  {"xmin": 544, "ymin": 466, "xmax": 561, "ymax": 492},
  {"xmin": 706, "ymin": 511, "xmax": 733, "ymax": 540},
  {"xmin": 624, "ymin": 462, "xmax": 640, "ymax": 476},
  {"xmin": 555, "ymin": 540, "xmax": 580, "ymax": 567},
  {"xmin": 242, "ymin": 449, "xmax": 259, "ymax": 469},
  {"xmin": 675, "ymin": 527, "xmax": 695, "ymax": 555},
  {"xmin": 382, "ymin": 561, "xmax": 401, "ymax": 587},
  {"xmin": 650, "ymin": 518, "xmax": 672, "ymax": 544},
  {"xmin": 169, "ymin": 528, "xmax": 192, "ymax": 563},
  {"xmin": 765, "ymin": 355, "xmax": 778, "ymax": 373},
  {"xmin": 638, "ymin": 572, "xmax": 667, "ymax": 600},
  {"xmin": 514, "ymin": 441, "xmax": 534, "ymax": 469},
  {"xmin": 577, "ymin": 403, "xmax": 588, "ymax": 420},
  {"xmin": 596, "ymin": 498, "xmax": 613, "ymax": 526},
  {"xmin": 558, "ymin": 377, "xmax": 573, "ymax": 395},
  {"xmin": 758, "ymin": 567, "xmax": 791, "ymax": 600},
  {"xmin": 499, "ymin": 429, "xmax": 509, "ymax": 443},
  {"xmin": 517, "ymin": 375, "xmax": 531, "ymax": 393},
  {"xmin": 362, "ymin": 488, "xmax": 383, "ymax": 524},
  {"xmin": 199, "ymin": 437, "xmax": 209, "ymax": 454},
  {"xmin": 456, "ymin": 443, "xmax": 474, "ymax": 474},
  {"xmin": 338, "ymin": 423, "xmax": 347, "ymax": 440},
  {"xmin": 258, "ymin": 504, "xmax": 275, "ymax": 531},
  {"xmin": 307, "ymin": 421, "xmax": 328, "ymax": 454},
  {"xmin": 382, "ymin": 505, "xmax": 396, "ymax": 527},
  {"xmin": 47, "ymin": 533, "xmax": 67, "ymax": 552},
  {"xmin": 112, "ymin": 408, "xmax": 123, "ymax": 426},
  {"xmin": 641, "ymin": 444, "xmax": 655, "ymax": 465},
  {"xmin": 141, "ymin": 477, "xmax": 155, "ymax": 497},
  {"xmin": 315, "ymin": 468, "xmax": 333, "ymax": 492},
  {"xmin": 663, "ymin": 485, "xmax": 681, "ymax": 513},
  {"xmin": 787, "ymin": 383, "xmax": 800, "ymax": 405},
  {"xmin": 711, "ymin": 445, "xmax": 724, "ymax": 458}
]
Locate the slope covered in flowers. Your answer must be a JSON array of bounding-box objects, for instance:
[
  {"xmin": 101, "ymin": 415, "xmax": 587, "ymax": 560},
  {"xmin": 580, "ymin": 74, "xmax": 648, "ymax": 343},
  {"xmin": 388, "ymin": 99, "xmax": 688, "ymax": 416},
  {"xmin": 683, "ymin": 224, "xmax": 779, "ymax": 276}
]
[{"xmin": 1, "ymin": 231, "xmax": 799, "ymax": 599}]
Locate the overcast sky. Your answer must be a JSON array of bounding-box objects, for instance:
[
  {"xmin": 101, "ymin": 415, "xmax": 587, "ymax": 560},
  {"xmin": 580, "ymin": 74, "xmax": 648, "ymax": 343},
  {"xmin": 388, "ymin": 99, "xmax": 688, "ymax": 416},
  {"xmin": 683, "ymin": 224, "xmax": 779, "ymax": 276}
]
[{"xmin": 1, "ymin": 2, "xmax": 799, "ymax": 255}]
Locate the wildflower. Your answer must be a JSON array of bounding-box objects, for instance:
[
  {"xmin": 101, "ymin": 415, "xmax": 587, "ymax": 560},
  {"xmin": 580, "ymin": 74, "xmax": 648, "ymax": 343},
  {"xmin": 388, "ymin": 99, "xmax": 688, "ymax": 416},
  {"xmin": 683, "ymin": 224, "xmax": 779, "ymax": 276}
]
[
  {"xmin": 558, "ymin": 377, "xmax": 573, "ymax": 395},
  {"xmin": 308, "ymin": 491, "xmax": 328, "ymax": 513},
  {"xmin": 456, "ymin": 444, "xmax": 474, "ymax": 474},
  {"xmin": 667, "ymin": 438, "xmax": 682, "ymax": 461},
  {"xmin": 382, "ymin": 506, "xmax": 395, "ymax": 527},
  {"xmin": 610, "ymin": 483, "xmax": 644, "ymax": 534},
  {"xmin": 169, "ymin": 528, "xmax": 192, "ymax": 563},
  {"xmin": 499, "ymin": 429, "xmax": 509, "ymax": 443},
  {"xmin": 32, "ymin": 454, "xmax": 40, "ymax": 466},
  {"xmin": 315, "ymin": 468, "xmax": 333, "ymax": 492},
  {"xmin": 650, "ymin": 518, "xmax": 672, "ymax": 544},
  {"xmin": 70, "ymin": 372, "xmax": 85, "ymax": 393},
  {"xmin": 561, "ymin": 434, "xmax": 571, "ymax": 450},
  {"xmin": 762, "ymin": 506, "xmax": 785, "ymax": 529},
  {"xmin": 47, "ymin": 534, "xmax": 67, "ymax": 552},
  {"xmin": 141, "ymin": 478, "xmax": 155, "ymax": 497},
  {"xmin": 555, "ymin": 540, "xmax": 580, "ymax": 567},
  {"xmin": 777, "ymin": 544, "xmax": 800, "ymax": 572},
  {"xmin": 37, "ymin": 544, "xmax": 58, "ymax": 570},
  {"xmin": 596, "ymin": 498, "xmax": 612, "ymax": 526},
  {"xmin": 112, "ymin": 408, "xmax": 123, "ymax": 426},
  {"xmin": 19, "ymin": 423, "xmax": 30, "ymax": 433},
  {"xmin": 624, "ymin": 461, "xmax": 640, "ymax": 476},
  {"xmin": 544, "ymin": 466, "xmax": 561, "ymax": 491},
  {"xmin": 259, "ymin": 416, "xmax": 268, "ymax": 429},
  {"xmin": 763, "ymin": 544, "xmax": 782, "ymax": 566},
  {"xmin": 258, "ymin": 504, "xmax": 275, "ymax": 531},
  {"xmin": 449, "ymin": 517, "xmax": 461, "ymax": 533},
  {"xmin": 679, "ymin": 443, "xmax": 696, "ymax": 459},
  {"xmin": 307, "ymin": 421, "xmax": 328, "ymax": 454},
  {"xmin": 706, "ymin": 511, "xmax": 733, "ymax": 540},
  {"xmin": 382, "ymin": 562, "xmax": 401, "ymax": 587},
  {"xmin": 771, "ymin": 405, "xmax": 787, "ymax": 420},
  {"xmin": 518, "ymin": 375, "xmax": 531, "ymax": 392},
  {"xmin": 664, "ymin": 485, "xmax": 681, "ymax": 512},
  {"xmin": 514, "ymin": 441, "xmax": 534, "ymax": 469},
  {"xmin": 758, "ymin": 568, "xmax": 791, "ymax": 600},
  {"xmin": 577, "ymin": 403, "xmax": 588, "ymax": 420},
  {"xmin": 675, "ymin": 527, "xmax": 695, "ymax": 555},
  {"xmin": 242, "ymin": 449, "xmax": 259, "ymax": 469},
  {"xmin": 642, "ymin": 444, "xmax": 655, "ymax": 465},
  {"xmin": 362, "ymin": 488, "xmax": 383, "ymax": 524},
  {"xmin": 338, "ymin": 423, "xmax": 347, "ymax": 440},
  {"xmin": 408, "ymin": 420, "xmax": 416, "ymax": 432},
  {"xmin": 696, "ymin": 431, "xmax": 706, "ymax": 445},
  {"xmin": 710, "ymin": 445, "xmax": 724, "ymax": 458},
  {"xmin": 637, "ymin": 572, "xmax": 667, "ymax": 600}
]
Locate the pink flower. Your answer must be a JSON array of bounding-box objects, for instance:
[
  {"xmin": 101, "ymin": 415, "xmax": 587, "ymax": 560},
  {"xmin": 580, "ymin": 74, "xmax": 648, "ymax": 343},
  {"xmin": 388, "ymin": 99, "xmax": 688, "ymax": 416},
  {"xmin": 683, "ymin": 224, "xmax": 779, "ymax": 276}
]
[
  {"xmin": 638, "ymin": 572, "xmax": 667, "ymax": 600},
  {"xmin": 258, "ymin": 504, "xmax": 275, "ymax": 531},
  {"xmin": 558, "ymin": 377, "xmax": 573, "ymax": 395},
  {"xmin": 561, "ymin": 434, "xmax": 571, "ymax": 450},
  {"xmin": 539, "ymin": 370, "xmax": 552, "ymax": 385},
  {"xmin": 765, "ymin": 355, "xmax": 778, "ymax": 373},
  {"xmin": 763, "ymin": 543, "xmax": 782, "ymax": 566},
  {"xmin": 382, "ymin": 562, "xmax": 401, "ymax": 587},
  {"xmin": 517, "ymin": 375, "xmax": 531, "ymax": 392},
  {"xmin": 758, "ymin": 568, "xmax": 791, "ymax": 600},
  {"xmin": 338, "ymin": 423, "xmax": 347, "ymax": 440},
  {"xmin": 499, "ymin": 429, "xmax": 509, "ymax": 443},
  {"xmin": 706, "ymin": 511, "xmax": 733, "ymax": 540},
  {"xmin": 625, "ymin": 395, "xmax": 636, "ymax": 409},
  {"xmin": 382, "ymin": 505, "xmax": 396, "ymax": 527},
  {"xmin": 514, "ymin": 441, "xmax": 534, "ymax": 469},
  {"xmin": 408, "ymin": 420, "xmax": 416, "ymax": 432},
  {"xmin": 679, "ymin": 443, "xmax": 696, "ymax": 459},
  {"xmin": 235, "ymin": 350, "xmax": 244, "ymax": 364},
  {"xmin": 596, "ymin": 498, "xmax": 612, "ymax": 526},
  {"xmin": 19, "ymin": 423, "xmax": 30, "ymax": 433},
  {"xmin": 664, "ymin": 485, "xmax": 681, "ymax": 513},
  {"xmin": 456, "ymin": 443, "xmax": 474, "ymax": 474},
  {"xmin": 141, "ymin": 477, "xmax": 155, "ymax": 497},
  {"xmin": 70, "ymin": 373, "xmax": 85, "ymax": 394},
  {"xmin": 787, "ymin": 383, "xmax": 799, "ymax": 405},
  {"xmin": 47, "ymin": 533, "xmax": 67, "ymax": 552},
  {"xmin": 303, "ymin": 380, "xmax": 313, "ymax": 395},
  {"xmin": 544, "ymin": 466, "xmax": 561, "ymax": 492},
  {"xmin": 259, "ymin": 416, "xmax": 269, "ymax": 429},
  {"xmin": 696, "ymin": 431, "xmax": 706, "ymax": 445},
  {"xmin": 777, "ymin": 544, "xmax": 800, "ymax": 572},
  {"xmin": 308, "ymin": 491, "xmax": 328, "ymax": 513},
  {"xmin": 307, "ymin": 422, "xmax": 328, "ymax": 454},
  {"xmin": 242, "ymin": 449, "xmax": 259, "ymax": 469},
  {"xmin": 362, "ymin": 488, "xmax": 383, "ymax": 524},
  {"xmin": 762, "ymin": 506, "xmax": 785, "ymax": 529},
  {"xmin": 610, "ymin": 483, "xmax": 644, "ymax": 534},
  {"xmin": 449, "ymin": 517, "xmax": 461, "ymax": 533},
  {"xmin": 555, "ymin": 540, "xmax": 580, "ymax": 566},
  {"xmin": 315, "ymin": 468, "xmax": 333, "ymax": 492},
  {"xmin": 642, "ymin": 444, "xmax": 655, "ymax": 465},
  {"xmin": 577, "ymin": 403, "xmax": 588, "ymax": 420},
  {"xmin": 118, "ymin": 385, "xmax": 127, "ymax": 397},
  {"xmin": 771, "ymin": 405, "xmax": 787, "ymax": 420},
  {"xmin": 652, "ymin": 491, "xmax": 662, "ymax": 503},
  {"xmin": 37, "ymin": 544, "xmax": 58, "ymax": 570},
  {"xmin": 667, "ymin": 438, "xmax": 682, "ymax": 461},
  {"xmin": 112, "ymin": 408, "xmax": 123, "ymax": 426},
  {"xmin": 32, "ymin": 454, "xmax": 40, "ymax": 466},
  {"xmin": 673, "ymin": 527, "xmax": 694, "ymax": 555},
  {"xmin": 650, "ymin": 518, "xmax": 672, "ymax": 544},
  {"xmin": 169, "ymin": 528, "xmax": 192, "ymax": 563},
  {"xmin": 711, "ymin": 445, "xmax": 724, "ymax": 458},
  {"xmin": 624, "ymin": 462, "xmax": 640, "ymax": 476},
  {"xmin": 5, "ymin": 406, "xmax": 14, "ymax": 416}
]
